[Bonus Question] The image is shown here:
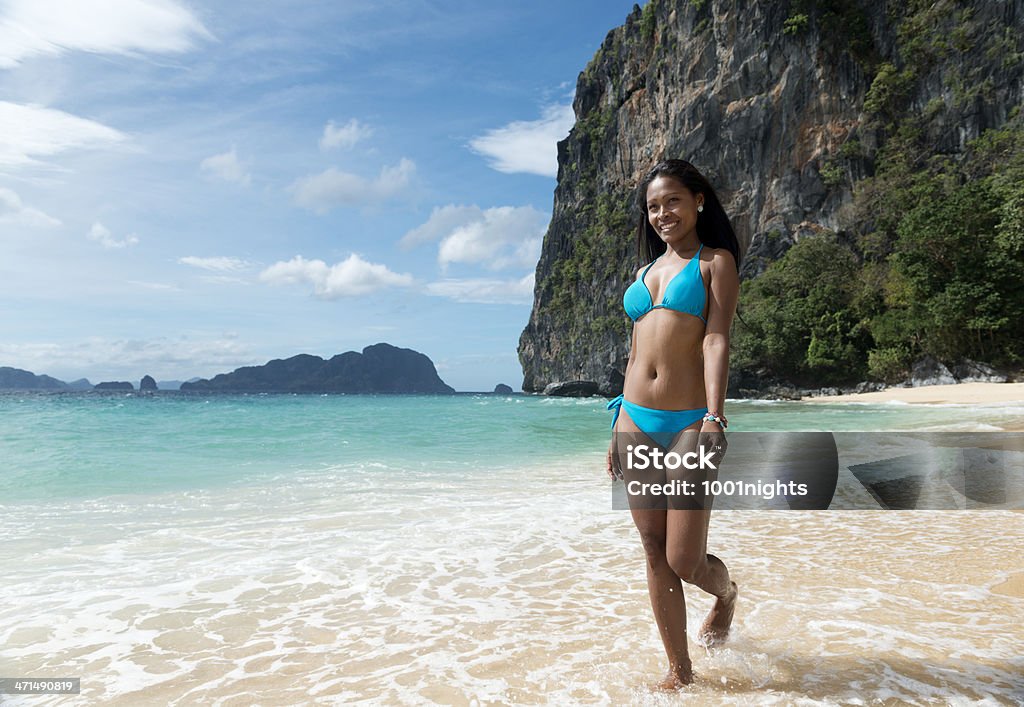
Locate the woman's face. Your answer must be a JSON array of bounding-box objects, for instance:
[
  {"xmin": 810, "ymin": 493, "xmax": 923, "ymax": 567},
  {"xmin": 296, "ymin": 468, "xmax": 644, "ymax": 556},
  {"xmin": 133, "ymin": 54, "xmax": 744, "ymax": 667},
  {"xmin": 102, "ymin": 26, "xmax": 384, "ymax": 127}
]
[{"xmin": 646, "ymin": 175, "xmax": 703, "ymax": 243}]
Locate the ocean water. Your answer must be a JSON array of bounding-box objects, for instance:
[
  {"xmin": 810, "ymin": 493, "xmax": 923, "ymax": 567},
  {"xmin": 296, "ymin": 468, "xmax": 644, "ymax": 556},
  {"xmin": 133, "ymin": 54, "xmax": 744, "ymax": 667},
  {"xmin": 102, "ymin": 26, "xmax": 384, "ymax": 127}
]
[{"xmin": 1, "ymin": 392, "xmax": 1022, "ymax": 705}]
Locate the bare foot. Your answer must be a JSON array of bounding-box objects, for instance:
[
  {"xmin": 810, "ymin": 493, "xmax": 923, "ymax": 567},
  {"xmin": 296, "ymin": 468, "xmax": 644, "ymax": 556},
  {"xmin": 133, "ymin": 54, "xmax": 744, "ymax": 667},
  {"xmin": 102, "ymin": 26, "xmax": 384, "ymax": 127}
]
[
  {"xmin": 650, "ymin": 665, "xmax": 693, "ymax": 691},
  {"xmin": 698, "ymin": 581, "xmax": 737, "ymax": 648}
]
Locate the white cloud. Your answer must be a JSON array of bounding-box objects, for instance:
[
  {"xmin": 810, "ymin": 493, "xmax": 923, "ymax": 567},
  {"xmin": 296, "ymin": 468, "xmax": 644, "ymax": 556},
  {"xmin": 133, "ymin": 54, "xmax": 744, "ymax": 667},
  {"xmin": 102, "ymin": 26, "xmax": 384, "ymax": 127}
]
[
  {"xmin": 0, "ymin": 187, "xmax": 61, "ymax": 227},
  {"xmin": 178, "ymin": 256, "xmax": 251, "ymax": 271},
  {"xmin": 399, "ymin": 204, "xmax": 481, "ymax": 248},
  {"xmin": 425, "ymin": 273, "xmax": 535, "ymax": 304},
  {"xmin": 319, "ymin": 118, "xmax": 373, "ymax": 150},
  {"xmin": 199, "ymin": 148, "xmax": 250, "ymax": 185},
  {"xmin": 0, "ymin": 101, "xmax": 126, "ymax": 168},
  {"xmin": 402, "ymin": 204, "xmax": 547, "ymax": 271},
  {"xmin": 469, "ymin": 103, "xmax": 574, "ymax": 177},
  {"xmin": 290, "ymin": 159, "xmax": 416, "ymax": 213},
  {"xmin": 260, "ymin": 253, "xmax": 414, "ymax": 298},
  {"xmin": 0, "ymin": 0, "xmax": 212, "ymax": 69},
  {"xmin": 87, "ymin": 221, "xmax": 138, "ymax": 249}
]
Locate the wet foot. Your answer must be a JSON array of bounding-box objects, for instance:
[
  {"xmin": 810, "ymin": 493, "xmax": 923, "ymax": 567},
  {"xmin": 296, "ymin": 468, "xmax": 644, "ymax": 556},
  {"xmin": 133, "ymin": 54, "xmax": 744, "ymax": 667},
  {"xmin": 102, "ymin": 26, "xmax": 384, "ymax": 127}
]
[
  {"xmin": 698, "ymin": 581, "xmax": 737, "ymax": 648},
  {"xmin": 650, "ymin": 665, "xmax": 693, "ymax": 691}
]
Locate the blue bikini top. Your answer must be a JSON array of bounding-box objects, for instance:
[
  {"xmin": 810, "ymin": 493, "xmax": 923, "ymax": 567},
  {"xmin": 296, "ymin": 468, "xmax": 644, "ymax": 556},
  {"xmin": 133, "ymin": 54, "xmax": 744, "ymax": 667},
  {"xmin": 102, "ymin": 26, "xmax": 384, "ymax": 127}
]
[{"xmin": 623, "ymin": 243, "xmax": 707, "ymax": 323}]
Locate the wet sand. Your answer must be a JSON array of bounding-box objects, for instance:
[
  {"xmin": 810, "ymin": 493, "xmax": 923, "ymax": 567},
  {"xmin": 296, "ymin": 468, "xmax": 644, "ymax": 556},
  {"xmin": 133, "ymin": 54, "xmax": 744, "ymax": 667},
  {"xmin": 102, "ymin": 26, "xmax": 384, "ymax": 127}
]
[
  {"xmin": 3, "ymin": 460, "xmax": 1023, "ymax": 705},
  {"xmin": 991, "ymin": 572, "xmax": 1024, "ymax": 599}
]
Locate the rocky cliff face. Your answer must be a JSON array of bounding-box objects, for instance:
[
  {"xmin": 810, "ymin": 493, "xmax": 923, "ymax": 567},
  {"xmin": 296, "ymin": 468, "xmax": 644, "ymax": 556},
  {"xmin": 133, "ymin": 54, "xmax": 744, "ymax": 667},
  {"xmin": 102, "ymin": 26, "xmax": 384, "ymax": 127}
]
[{"xmin": 518, "ymin": 0, "xmax": 1024, "ymax": 394}]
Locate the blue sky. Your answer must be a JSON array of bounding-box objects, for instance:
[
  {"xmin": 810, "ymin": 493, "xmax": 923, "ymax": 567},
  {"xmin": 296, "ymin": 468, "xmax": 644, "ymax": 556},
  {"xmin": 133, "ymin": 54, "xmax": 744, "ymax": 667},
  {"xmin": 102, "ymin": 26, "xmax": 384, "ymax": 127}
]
[{"xmin": 0, "ymin": 0, "xmax": 641, "ymax": 391}]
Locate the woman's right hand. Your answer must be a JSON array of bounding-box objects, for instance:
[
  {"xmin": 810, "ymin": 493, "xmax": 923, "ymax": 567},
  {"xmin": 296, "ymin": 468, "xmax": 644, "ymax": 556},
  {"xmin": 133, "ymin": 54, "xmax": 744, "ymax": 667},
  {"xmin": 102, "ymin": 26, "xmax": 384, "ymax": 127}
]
[{"xmin": 606, "ymin": 440, "xmax": 623, "ymax": 481}]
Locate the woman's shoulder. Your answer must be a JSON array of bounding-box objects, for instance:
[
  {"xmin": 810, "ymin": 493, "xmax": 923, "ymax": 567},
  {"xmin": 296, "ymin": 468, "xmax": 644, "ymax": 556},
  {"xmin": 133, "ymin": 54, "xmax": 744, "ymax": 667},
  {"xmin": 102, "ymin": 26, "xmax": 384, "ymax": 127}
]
[{"xmin": 702, "ymin": 245, "xmax": 737, "ymax": 268}]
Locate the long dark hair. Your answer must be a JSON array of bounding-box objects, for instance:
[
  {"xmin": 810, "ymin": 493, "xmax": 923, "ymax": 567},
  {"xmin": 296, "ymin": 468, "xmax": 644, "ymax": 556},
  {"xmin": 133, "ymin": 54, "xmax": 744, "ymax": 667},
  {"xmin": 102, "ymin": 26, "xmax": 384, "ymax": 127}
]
[{"xmin": 635, "ymin": 159, "xmax": 741, "ymax": 271}]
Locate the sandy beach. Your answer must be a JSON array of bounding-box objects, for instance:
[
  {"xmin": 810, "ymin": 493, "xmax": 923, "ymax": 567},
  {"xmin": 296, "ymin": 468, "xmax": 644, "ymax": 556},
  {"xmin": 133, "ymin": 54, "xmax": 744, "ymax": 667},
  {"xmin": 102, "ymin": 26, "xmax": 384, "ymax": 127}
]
[
  {"xmin": 804, "ymin": 381, "xmax": 1024, "ymax": 406},
  {"xmin": 3, "ymin": 394, "xmax": 1023, "ymax": 704}
]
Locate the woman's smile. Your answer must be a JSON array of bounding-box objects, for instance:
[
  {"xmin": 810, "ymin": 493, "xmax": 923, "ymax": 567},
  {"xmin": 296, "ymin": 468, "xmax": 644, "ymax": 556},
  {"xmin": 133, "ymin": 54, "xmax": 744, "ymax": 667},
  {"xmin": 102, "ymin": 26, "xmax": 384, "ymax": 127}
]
[{"xmin": 646, "ymin": 175, "xmax": 700, "ymax": 243}]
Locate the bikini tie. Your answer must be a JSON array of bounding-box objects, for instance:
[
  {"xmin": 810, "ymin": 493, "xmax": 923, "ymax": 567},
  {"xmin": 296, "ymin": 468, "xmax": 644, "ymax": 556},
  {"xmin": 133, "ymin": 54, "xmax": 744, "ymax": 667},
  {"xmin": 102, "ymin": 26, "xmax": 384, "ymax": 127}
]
[{"xmin": 606, "ymin": 394, "xmax": 624, "ymax": 429}]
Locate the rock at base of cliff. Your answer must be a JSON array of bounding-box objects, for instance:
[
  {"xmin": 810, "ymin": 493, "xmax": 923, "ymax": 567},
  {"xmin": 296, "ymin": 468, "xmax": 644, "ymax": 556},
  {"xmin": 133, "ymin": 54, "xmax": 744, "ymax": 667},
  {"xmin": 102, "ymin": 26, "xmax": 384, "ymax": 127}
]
[
  {"xmin": 951, "ymin": 360, "xmax": 1008, "ymax": 383},
  {"xmin": 543, "ymin": 380, "xmax": 600, "ymax": 397},
  {"xmin": 909, "ymin": 356, "xmax": 957, "ymax": 387},
  {"xmin": 140, "ymin": 375, "xmax": 158, "ymax": 391},
  {"xmin": 493, "ymin": 383, "xmax": 514, "ymax": 394}
]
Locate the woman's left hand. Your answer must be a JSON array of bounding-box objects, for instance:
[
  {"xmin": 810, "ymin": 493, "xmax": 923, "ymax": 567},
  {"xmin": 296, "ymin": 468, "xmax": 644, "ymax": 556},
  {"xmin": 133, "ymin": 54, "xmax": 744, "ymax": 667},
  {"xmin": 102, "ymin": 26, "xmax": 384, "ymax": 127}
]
[{"xmin": 698, "ymin": 421, "xmax": 728, "ymax": 468}]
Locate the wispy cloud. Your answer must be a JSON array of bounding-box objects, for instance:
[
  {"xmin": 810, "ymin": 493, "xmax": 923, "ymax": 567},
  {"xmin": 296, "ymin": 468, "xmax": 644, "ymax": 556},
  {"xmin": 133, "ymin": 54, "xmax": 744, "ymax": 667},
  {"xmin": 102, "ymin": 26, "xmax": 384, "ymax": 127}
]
[
  {"xmin": 401, "ymin": 204, "xmax": 547, "ymax": 271},
  {"xmin": 289, "ymin": 158, "xmax": 416, "ymax": 213},
  {"xmin": 260, "ymin": 253, "xmax": 414, "ymax": 298},
  {"xmin": 178, "ymin": 256, "xmax": 252, "ymax": 272},
  {"xmin": 200, "ymin": 275, "xmax": 249, "ymax": 285},
  {"xmin": 199, "ymin": 147, "xmax": 251, "ymax": 185},
  {"xmin": 127, "ymin": 280, "xmax": 181, "ymax": 291},
  {"xmin": 468, "ymin": 102, "xmax": 574, "ymax": 177},
  {"xmin": 0, "ymin": 101, "xmax": 126, "ymax": 168},
  {"xmin": 0, "ymin": 0, "xmax": 212, "ymax": 69},
  {"xmin": 319, "ymin": 118, "xmax": 373, "ymax": 150},
  {"xmin": 0, "ymin": 333, "xmax": 257, "ymax": 381},
  {"xmin": 425, "ymin": 273, "xmax": 535, "ymax": 304},
  {"xmin": 87, "ymin": 221, "xmax": 138, "ymax": 249},
  {"xmin": 0, "ymin": 187, "xmax": 61, "ymax": 227}
]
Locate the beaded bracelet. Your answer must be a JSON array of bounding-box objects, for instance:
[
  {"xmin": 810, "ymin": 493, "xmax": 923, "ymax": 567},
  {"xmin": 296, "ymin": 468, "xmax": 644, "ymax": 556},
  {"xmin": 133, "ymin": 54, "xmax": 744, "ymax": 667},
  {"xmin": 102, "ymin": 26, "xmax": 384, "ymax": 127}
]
[{"xmin": 702, "ymin": 411, "xmax": 728, "ymax": 429}]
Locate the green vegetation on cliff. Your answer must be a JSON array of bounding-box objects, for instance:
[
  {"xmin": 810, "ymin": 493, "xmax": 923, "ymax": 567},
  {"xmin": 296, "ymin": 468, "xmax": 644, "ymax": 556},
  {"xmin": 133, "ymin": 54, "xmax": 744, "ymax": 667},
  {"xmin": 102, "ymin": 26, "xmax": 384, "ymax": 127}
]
[
  {"xmin": 736, "ymin": 113, "xmax": 1024, "ymax": 383},
  {"xmin": 731, "ymin": 0, "xmax": 1024, "ymax": 385},
  {"xmin": 541, "ymin": 187, "xmax": 634, "ymax": 348}
]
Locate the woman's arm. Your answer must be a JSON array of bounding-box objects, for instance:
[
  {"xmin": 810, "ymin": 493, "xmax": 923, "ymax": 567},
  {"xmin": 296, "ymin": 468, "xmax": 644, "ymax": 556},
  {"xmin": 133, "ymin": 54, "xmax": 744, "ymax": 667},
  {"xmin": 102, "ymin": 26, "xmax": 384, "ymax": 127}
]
[
  {"xmin": 607, "ymin": 322, "xmax": 637, "ymax": 480},
  {"xmin": 620, "ymin": 264, "xmax": 645, "ymax": 393},
  {"xmin": 608, "ymin": 267, "xmax": 645, "ymax": 479},
  {"xmin": 702, "ymin": 249, "xmax": 739, "ymax": 425}
]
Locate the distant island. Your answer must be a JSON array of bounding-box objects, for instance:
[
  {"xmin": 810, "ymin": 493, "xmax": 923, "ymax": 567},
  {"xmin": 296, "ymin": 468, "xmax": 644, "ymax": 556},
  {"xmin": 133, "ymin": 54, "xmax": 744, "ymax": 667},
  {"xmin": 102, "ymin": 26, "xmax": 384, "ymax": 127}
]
[
  {"xmin": 0, "ymin": 367, "xmax": 67, "ymax": 390},
  {"xmin": 181, "ymin": 343, "xmax": 454, "ymax": 393},
  {"xmin": 0, "ymin": 343, "xmax": 454, "ymax": 394},
  {"xmin": 94, "ymin": 381, "xmax": 134, "ymax": 391}
]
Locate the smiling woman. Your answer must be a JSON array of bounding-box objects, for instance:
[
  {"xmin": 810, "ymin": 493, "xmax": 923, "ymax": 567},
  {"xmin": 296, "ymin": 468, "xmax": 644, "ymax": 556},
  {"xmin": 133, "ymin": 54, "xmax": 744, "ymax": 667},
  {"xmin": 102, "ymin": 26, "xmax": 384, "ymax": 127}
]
[{"xmin": 607, "ymin": 158, "xmax": 743, "ymax": 690}]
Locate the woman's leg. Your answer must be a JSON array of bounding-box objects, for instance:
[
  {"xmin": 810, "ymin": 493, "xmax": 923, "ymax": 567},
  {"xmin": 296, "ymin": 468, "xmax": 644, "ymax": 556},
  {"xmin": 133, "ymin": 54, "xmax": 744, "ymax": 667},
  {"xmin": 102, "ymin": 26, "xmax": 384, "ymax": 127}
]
[
  {"xmin": 614, "ymin": 407, "xmax": 694, "ymax": 686},
  {"xmin": 662, "ymin": 430, "xmax": 737, "ymax": 647},
  {"xmin": 664, "ymin": 506, "xmax": 737, "ymax": 647},
  {"xmin": 630, "ymin": 506, "xmax": 694, "ymax": 686}
]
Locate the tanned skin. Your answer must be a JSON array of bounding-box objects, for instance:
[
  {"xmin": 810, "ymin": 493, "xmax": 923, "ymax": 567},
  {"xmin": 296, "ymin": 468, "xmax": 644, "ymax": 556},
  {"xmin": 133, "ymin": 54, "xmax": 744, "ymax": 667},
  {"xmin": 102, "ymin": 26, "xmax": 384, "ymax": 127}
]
[{"xmin": 606, "ymin": 175, "xmax": 739, "ymax": 689}]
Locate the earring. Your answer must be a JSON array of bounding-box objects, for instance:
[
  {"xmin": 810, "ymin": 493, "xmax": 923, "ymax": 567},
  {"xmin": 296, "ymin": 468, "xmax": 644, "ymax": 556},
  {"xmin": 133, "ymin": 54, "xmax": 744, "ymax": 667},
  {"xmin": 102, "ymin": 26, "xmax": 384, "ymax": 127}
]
[{"xmin": 697, "ymin": 204, "xmax": 704, "ymax": 213}]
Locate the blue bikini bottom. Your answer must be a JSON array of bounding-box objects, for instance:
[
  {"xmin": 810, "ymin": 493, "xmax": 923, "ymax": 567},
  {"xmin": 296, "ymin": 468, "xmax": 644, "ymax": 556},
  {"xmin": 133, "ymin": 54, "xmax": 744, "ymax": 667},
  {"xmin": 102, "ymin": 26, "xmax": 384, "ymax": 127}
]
[{"xmin": 607, "ymin": 394, "xmax": 708, "ymax": 449}]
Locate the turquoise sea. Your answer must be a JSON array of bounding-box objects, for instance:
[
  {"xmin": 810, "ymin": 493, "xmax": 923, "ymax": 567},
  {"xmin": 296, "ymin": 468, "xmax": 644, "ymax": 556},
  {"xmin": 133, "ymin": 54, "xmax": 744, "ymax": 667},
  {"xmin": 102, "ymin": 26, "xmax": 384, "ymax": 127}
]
[
  {"xmin": 3, "ymin": 391, "xmax": 1021, "ymax": 503},
  {"xmin": 2, "ymin": 392, "xmax": 1022, "ymax": 704}
]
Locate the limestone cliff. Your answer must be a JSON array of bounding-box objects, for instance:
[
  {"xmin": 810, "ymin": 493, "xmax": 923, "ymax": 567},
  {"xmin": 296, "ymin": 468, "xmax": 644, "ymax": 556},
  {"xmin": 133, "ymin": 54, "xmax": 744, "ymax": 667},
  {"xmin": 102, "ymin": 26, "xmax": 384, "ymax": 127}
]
[{"xmin": 518, "ymin": 0, "xmax": 1024, "ymax": 394}]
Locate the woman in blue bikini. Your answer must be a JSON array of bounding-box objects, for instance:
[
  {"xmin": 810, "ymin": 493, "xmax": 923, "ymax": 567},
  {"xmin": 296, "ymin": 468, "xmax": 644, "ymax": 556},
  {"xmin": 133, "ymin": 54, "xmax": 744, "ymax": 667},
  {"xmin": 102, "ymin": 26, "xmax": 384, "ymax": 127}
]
[{"xmin": 605, "ymin": 159, "xmax": 741, "ymax": 689}]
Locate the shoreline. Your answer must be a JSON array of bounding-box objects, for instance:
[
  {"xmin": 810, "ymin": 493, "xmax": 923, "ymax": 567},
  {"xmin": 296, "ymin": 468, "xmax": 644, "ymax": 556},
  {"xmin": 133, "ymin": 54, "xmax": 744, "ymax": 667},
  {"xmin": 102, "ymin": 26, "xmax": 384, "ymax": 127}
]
[{"xmin": 799, "ymin": 381, "xmax": 1024, "ymax": 406}]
